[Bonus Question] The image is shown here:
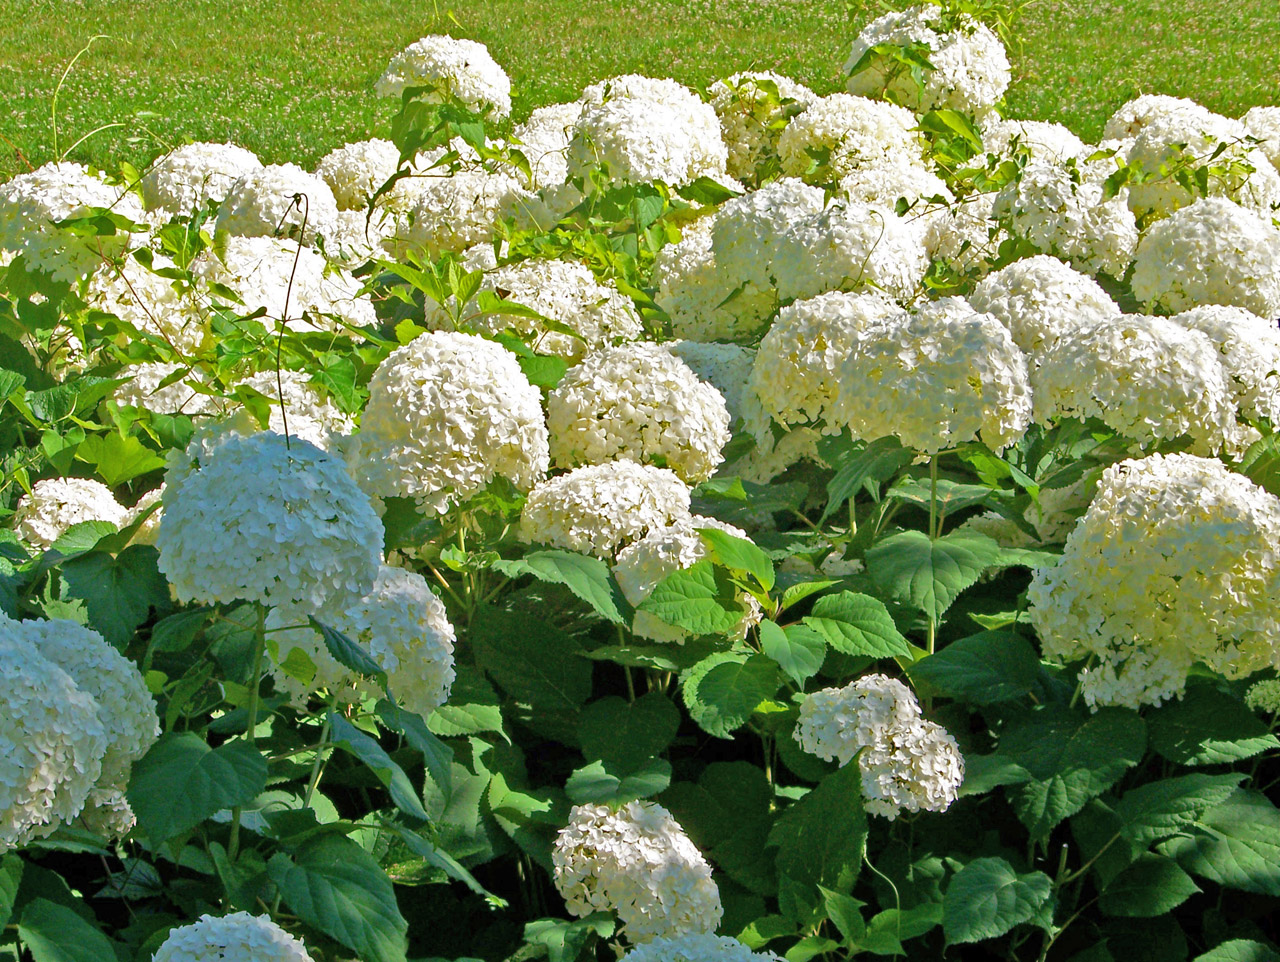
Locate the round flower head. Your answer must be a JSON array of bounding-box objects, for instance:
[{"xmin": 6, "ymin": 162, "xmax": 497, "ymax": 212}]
[
  {"xmin": 140, "ymin": 142, "xmax": 263, "ymax": 215},
  {"xmin": 1246, "ymin": 679, "xmax": 1280, "ymax": 716},
  {"xmin": 0, "ymin": 162, "xmax": 146, "ymax": 282},
  {"xmin": 553, "ymin": 800, "xmax": 723, "ymax": 943},
  {"xmin": 568, "ymin": 75, "xmax": 729, "ymax": 187},
  {"xmin": 13, "ymin": 477, "xmax": 128, "ymax": 551},
  {"xmin": 0, "ymin": 614, "xmax": 109, "ymax": 852},
  {"xmin": 923, "ymin": 194, "xmax": 1004, "ymax": 275},
  {"xmin": 624, "ymin": 935, "xmax": 783, "ymax": 962},
  {"xmin": 521, "ymin": 461, "xmax": 692, "ymax": 558},
  {"xmin": 1028, "ymin": 453, "xmax": 1280, "ymax": 709},
  {"xmin": 994, "ymin": 160, "xmax": 1138, "ymax": 277},
  {"xmin": 839, "ymin": 162, "xmax": 952, "ymax": 209},
  {"xmin": 831, "ymin": 300, "xmax": 1033, "ymax": 453},
  {"xmin": 1130, "ymin": 197, "xmax": 1280, "ymax": 319},
  {"xmin": 114, "ymin": 362, "xmax": 214, "ymax": 416},
  {"xmin": 1171, "ymin": 305, "xmax": 1280, "ymax": 425},
  {"xmin": 192, "ymin": 235, "xmax": 376, "ymax": 333},
  {"xmin": 751, "ymin": 289, "xmax": 907, "ymax": 429},
  {"xmin": 668, "ymin": 340, "xmax": 772, "ymax": 446},
  {"xmin": 794, "ymin": 674, "xmax": 965, "ymax": 819},
  {"xmin": 375, "ymin": 35, "xmax": 512, "ymax": 119},
  {"xmin": 844, "ymin": 5, "xmax": 1010, "ymax": 115},
  {"xmin": 968, "ymin": 255, "xmax": 1120, "ymax": 359},
  {"xmin": 324, "ymin": 208, "xmax": 397, "ymax": 269},
  {"xmin": 981, "ymin": 119, "xmax": 1088, "ymax": 165},
  {"xmin": 777, "ymin": 93, "xmax": 927, "ymax": 185},
  {"xmin": 157, "ymin": 429, "xmax": 383, "ymax": 610},
  {"xmin": 387, "ymin": 163, "xmax": 532, "ymax": 258},
  {"xmin": 355, "ymin": 331, "xmax": 549, "ymax": 514},
  {"xmin": 153, "ymin": 912, "xmax": 316, "ymax": 962},
  {"xmin": 230, "ymin": 369, "xmax": 354, "ymax": 451},
  {"xmin": 1103, "ymin": 94, "xmax": 1211, "ymax": 140},
  {"xmin": 513, "ymin": 102, "xmax": 581, "ymax": 188},
  {"xmin": 548, "ymin": 343, "xmax": 731, "ymax": 483},
  {"xmin": 1242, "ymin": 105, "xmax": 1280, "ymax": 171},
  {"xmin": 708, "ymin": 71, "xmax": 818, "ymax": 182},
  {"xmin": 88, "ymin": 252, "xmax": 208, "ymax": 353},
  {"xmin": 653, "ymin": 215, "xmax": 742, "ymax": 342},
  {"xmin": 1032, "ymin": 313, "xmax": 1235, "ymax": 453},
  {"xmin": 613, "ymin": 516, "xmax": 763, "ymax": 643},
  {"xmin": 268, "ymin": 564, "xmax": 455, "ymax": 718},
  {"xmin": 314, "ymin": 138, "xmax": 403, "ymax": 211},
  {"xmin": 215, "ymin": 163, "xmax": 340, "ymax": 245}
]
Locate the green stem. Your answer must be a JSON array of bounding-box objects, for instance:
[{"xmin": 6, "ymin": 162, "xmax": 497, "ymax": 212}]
[
  {"xmin": 929, "ymin": 452, "xmax": 939, "ymax": 540},
  {"xmin": 227, "ymin": 605, "xmax": 268, "ymax": 863}
]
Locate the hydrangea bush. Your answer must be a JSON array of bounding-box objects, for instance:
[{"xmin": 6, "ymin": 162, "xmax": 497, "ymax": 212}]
[{"xmin": 1, "ymin": 11, "xmax": 1280, "ymax": 962}]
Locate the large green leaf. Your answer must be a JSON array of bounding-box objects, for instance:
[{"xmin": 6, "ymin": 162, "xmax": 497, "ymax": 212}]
[
  {"xmin": 17, "ymin": 899, "xmax": 120, "ymax": 962},
  {"xmin": 1160, "ymin": 789, "xmax": 1280, "ymax": 896},
  {"xmin": 1196, "ymin": 941, "xmax": 1280, "ymax": 962},
  {"xmin": 327, "ymin": 712, "xmax": 428, "ymax": 821},
  {"xmin": 759, "ymin": 621, "xmax": 826, "ymax": 686},
  {"xmin": 821, "ymin": 435, "xmax": 914, "ymax": 521},
  {"xmin": 0, "ymin": 855, "xmax": 22, "ymax": 929},
  {"xmin": 698, "ymin": 527, "xmax": 775, "ymax": 590},
  {"xmin": 1113, "ymin": 773, "xmax": 1246, "ymax": 845},
  {"xmin": 60, "ymin": 545, "xmax": 170, "ymax": 648},
  {"xmin": 942, "ymin": 857, "xmax": 1054, "ymax": 945},
  {"xmin": 427, "ymin": 664, "xmax": 505, "ymax": 738},
  {"xmin": 909, "ymin": 631, "xmax": 1041, "ymax": 704},
  {"xmin": 74, "ymin": 431, "xmax": 166, "ymax": 486},
  {"xmin": 127, "ymin": 733, "xmax": 268, "ymax": 845},
  {"xmin": 491, "ymin": 550, "xmax": 631, "ymax": 625},
  {"xmin": 309, "ymin": 616, "xmax": 387, "ymax": 686},
  {"xmin": 578, "ymin": 692, "xmax": 680, "ymax": 774},
  {"xmin": 867, "ymin": 529, "xmax": 1001, "ymax": 622},
  {"xmin": 269, "ymin": 833, "xmax": 409, "ymax": 962},
  {"xmin": 376, "ymin": 700, "xmax": 453, "ymax": 800},
  {"xmin": 638, "ymin": 559, "xmax": 744, "ymax": 636},
  {"xmin": 802, "ymin": 591, "xmax": 911, "ymax": 659},
  {"xmin": 681, "ymin": 652, "xmax": 781, "ymax": 739},
  {"xmin": 1098, "ymin": 854, "xmax": 1200, "ymax": 918},
  {"xmin": 1147, "ymin": 685, "xmax": 1280, "ymax": 766},
  {"xmin": 471, "ymin": 607, "xmax": 592, "ymax": 713},
  {"xmin": 565, "ymin": 758, "xmax": 672, "ymax": 805}
]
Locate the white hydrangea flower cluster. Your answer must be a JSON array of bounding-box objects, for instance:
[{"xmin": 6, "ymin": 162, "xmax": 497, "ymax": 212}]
[
  {"xmin": 375, "ymin": 35, "xmax": 512, "ymax": 119},
  {"xmin": 12, "ymin": 477, "xmax": 129, "ymax": 551},
  {"xmin": 355, "ymin": 331, "xmax": 549, "ymax": 514},
  {"xmin": 314, "ymin": 138, "xmax": 404, "ymax": 211},
  {"xmin": 87, "ymin": 252, "xmax": 208, "ymax": 353},
  {"xmin": 157, "ymin": 429, "xmax": 383, "ymax": 609},
  {"xmin": 1246, "ymin": 679, "xmax": 1280, "ymax": 716},
  {"xmin": 981, "ymin": 118, "xmax": 1087, "ymax": 165},
  {"xmin": 1171, "ymin": 305, "xmax": 1280, "ymax": 425},
  {"xmin": 553, "ymin": 800, "xmax": 723, "ymax": 943},
  {"xmin": 1028, "ymin": 453, "xmax": 1280, "ymax": 709},
  {"xmin": 140, "ymin": 142, "xmax": 263, "ymax": 215},
  {"xmin": 268, "ymin": 564, "xmax": 455, "ymax": 718},
  {"xmin": 191, "ymin": 235, "xmax": 377, "ymax": 333},
  {"xmin": 922, "ymin": 194, "xmax": 1004, "ymax": 275},
  {"xmin": 1103, "ymin": 94, "xmax": 1207, "ymax": 140},
  {"xmin": 794, "ymin": 673, "xmax": 965, "ymax": 819},
  {"xmin": 568, "ymin": 75, "xmax": 729, "ymax": 187},
  {"xmin": 708, "ymin": 72, "xmax": 818, "ymax": 182},
  {"xmin": 777, "ymin": 93, "xmax": 927, "ymax": 185},
  {"xmin": 624, "ymin": 935, "xmax": 783, "ymax": 962},
  {"xmin": 513, "ymin": 102, "xmax": 581, "ymax": 188},
  {"xmin": 115, "ymin": 361, "xmax": 215, "ymax": 416},
  {"xmin": 153, "ymin": 912, "xmax": 317, "ymax": 962},
  {"xmin": 521, "ymin": 462, "xmax": 692, "ymax": 558},
  {"xmin": 324, "ymin": 207, "xmax": 398, "ymax": 268},
  {"xmin": 1130, "ymin": 197, "xmax": 1280, "ymax": 319},
  {"xmin": 832, "ymin": 301, "xmax": 1034, "ymax": 453},
  {"xmin": 652, "ymin": 216, "xmax": 742, "ymax": 342},
  {"xmin": 844, "ymin": 5, "xmax": 1010, "ymax": 115},
  {"xmin": 386, "ymin": 162, "xmax": 532, "ymax": 258},
  {"xmin": 0, "ymin": 162, "xmax": 147, "ymax": 282},
  {"xmin": 839, "ymin": 161, "xmax": 951, "ymax": 209},
  {"xmin": 968, "ymin": 255, "xmax": 1120, "ymax": 359},
  {"xmin": 230, "ymin": 369, "xmax": 354, "ymax": 450},
  {"xmin": 613, "ymin": 515, "xmax": 763, "ymax": 643},
  {"xmin": 215, "ymin": 163, "xmax": 340, "ymax": 245},
  {"xmin": 1242, "ymin": 105, "xmax": 1280, "ymax": 171},
  {"xmin": 994, "ymin": 160, "xmax": 1138, "ymax": 277},
  {"xmin": 548, "ymin": 343, "xmax": 731, "ymax": 483}
]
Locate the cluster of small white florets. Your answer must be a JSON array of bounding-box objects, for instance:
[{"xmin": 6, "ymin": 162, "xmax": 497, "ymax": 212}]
[
  {"xmin": 994, "ymin": 159, "xmax": 1138, "ymax": 277},
  {"xmin": 553, "ymin": 800, "xmax": 723, "ymax": 943},
  {"xmin": 153, "ymin": 912, "xmax": 317, "ymax": 962},
  {"xmin": 568, "ymin": 75, "xmax": 729, "ymax": 187},
  {"xmin": 777, "ymin": 93, "xmax": 927, "ymax": 185},
  {"xmin": 12, "ymin": 477, "xmax": 129, "ymax": 550},
  {"xmin": 794, "ymin": 673, "xmax": 965, "ymax": 819},
  {"xmin": 355, "ymin": 331, "xmax": 549, "ymax": 514},
  {"xmin": 230, "ymin": 369, "xmax": 354, "ymax": 449},
  {"xmin": 114, "ymin": 361, "xmax": 215, "ymax": 416},
  {"xmin": 157, "ymin": 428, "xmax": 383, "ymax": 609},
  {"xmin": 512, "ymin": 102, "xmax": 581, "ymax": 188},
  {"xmin": 922, "ymin": 193, "xmax": 1004, "ymax": 274},
  {"xmin": 548, "ymin": 342, "xmax": 731, "ymax": 483},
  {"xmin": 981, "ymin": 118, "xmax": 1087, "ymax": 165},
  {"xmin": 1246, "ymin": 679, "xmax": 1280, "ymax": 716},
  {"xmin": 833, "ymin": 300, "xmax": 1034, "ymax": 453},
  {"xmin": 708, "ymin": 72, "xmax": 818, "ymax": 182},
  {"xmin": 1130, "ymin": 197, "xmax": 1280, "ymax": 319},
  {"xmin": 521, "ymin": 461, "xmax": 692, "ymax": 558},
  {"xmin": 967, "ymin": 255, "xmax": 1120, "ymax": 359},
  {"xmin": 314, "ymin": 138, "xmax": 406, "ymax": 211},
  {"xmin": 844, "ymin": 5, "xmax": 1010, "ymax": 115},
  {"xmin": 1028, "ymin": 453, "xmax": 1280, "ymax": 709},
  {"xmin": 652, "ymin": 216, "xmax": 740, "ymax": 342},
  {"xmin": 1171, "ymin": 305, "xmax": 1280, "ymax": 425},
  {"xmin": 375, "ymin": 35, "xmax": 512, "ymax": 119},
  {"xmin": 624, "ymin": 935, "xmax": 783, "ymax": 962},
  {"xmin": 668, "ymin": 340, "xmax": 772, "ymax": 446},
  {"xmin": 87, "ymin": 252, "xmax": 208, "ymax": 353},
  {"xmin": 268, "ymin": 564, "xmax": 455, "ymax": 718},
  {"xmin": 839, "ymin": 161, "xmax": 952, "ymax": 209},
  {"xmin": 386, "ymin": 157, "xmax": 532, "ymax": 258},
  {"xmin": 613, "ymin": 516, "xmax": 763, "ymax": 643},
  {"xmin": 140, "ymin": 142, "xmax": 264, "ymax": 215},
  {"xmin": 0, "ymin": 162, "xmax": 147, "ymax": 282},
  {"xmin": 214, "ymin": 163, "xmax": 340, "ymax": 245},
  {"xmin": 1243, "ymin": 106, "xmax": 1280, "ymax": 171},
  {"xmin": 1103, "ymin": 94, "xmax": 1206, "ymax": 140}
]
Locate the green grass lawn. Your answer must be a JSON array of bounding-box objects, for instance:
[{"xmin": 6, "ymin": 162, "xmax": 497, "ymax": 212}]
[{"xmin": 1, "ymin": 0, "xmax": 1278, "ymax": 182}]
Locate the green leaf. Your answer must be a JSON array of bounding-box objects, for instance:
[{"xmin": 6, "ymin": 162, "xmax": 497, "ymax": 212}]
[
  {"xmin": 327, "ymin": 712, "xmax": 428, "ymax": 821},
  {"xmin": 471, "ymin": 607, "xmax": 593, "ymax": 713},
  {"xmin": 682, "ymin": 652, "xmax": 781, "ymax": 739},
  {"xmin": 518, "ymin": 353, "xmax": 569, "ymax": 389},
  {"xmin": 760, "ymin": 621, "xmax": 826, "ymax": 686},
  {"xmin": 909, "ymin": 631, "xmax": 1041, "ymax": 704},
  {"xmin": 491, "ymin": 550, "xmax": 630, "ymax": 624},
  {"xmin": 1114, "ymin": 773, "xmax": 1246, "ymax": 845},
  {"xmin": 942, "ymin": 857, "xmax": 1054, "ymax": 945},
  {"xmin": 803, "ymin": 591, "xmax": 911, "ymax": 658},
  {"xmin": 127, "ymin": 733, "xmax": 269, "ymax": 845},
  {"xmin": 523, "ymin": 915, "xmax": 614, "ymax": 962},
  {"xmin": 74, "ymin": 432, "xmax": 165, "ymax": 486},
  {"xmin": 309, "ymin": 616, "xmax": 388, "ymax": 687},
  {"xmin": 699, "ymin": 527, "xmax": 775, "ymax": 590},
  {"xmin": 779, "ymin": 580, "xmax": 839, "ymax": 611},
  {"xmin": 821, "ymin": 435, "xmax": 914, "ymax": 520},
  {"xmin": 17, "ymin": 899, "xmax": 120, "ymax": 962},
  {"xmin": 677, "ymin": 176, "xmax": 742, "ymax": 205},
  {"xmin": 1160, "ymin": 789, "xmax": 1280, "ymax": 896},
  {"xmin": 427, "ymin": 664, "xmax": 505, "ymax": 737},
  {"xmin": 565, "ymin": 758, "xmax": 672, "ymax": 805},
  {"xmin": 60, "ymin": 545, "xmax": 170, "ymax": 648},
  {"xmin": 820, "ymin": 887, "xmax": 867, "ymax": 943},
  {"xmin": 1098, "ymin": 854, "xmax": 1199, "ymax": 917},
  {"xmin": 1195, "ymin": 940, "xmax": 1280, "ymax": 962},
  {"xmin": 639, "ymin": 558, "xmax": 745, "ymax": 636},
  {"xmin": 999, "ymin": 706, "xmax": 1146, "ymax": 838},
  {"xmin": 395, "ymin": 826, "xmax": 506, "ymax": 906},
  {"xmin": 269, "ymin": 833, "xmax": 409, "ymax": 962},
  {"xmin": 867, "ymin": 529, "xmax": 1001, "ymax": 623},
  {"xmin": 376, "ymin": 700, "xmax": 453, "ymax": 801},
  {"xmin": 578, "ymin": 692, "xmax": 680, "ymax": 773},
  {"xmin": 47, "ymin": 520, "xmax": 118, "ymax": 558},
  {"xmin": 0, "ymin": 855, "xmax": 22, "ymax": 929},
  {"xmin": 769, "ymin": 762, "xmax": 868, "ymax": 924},
  {"xmin": 1147, "ymin": 685, "xmax": 1280, "ymax": 766},
  {"xmin": 147, "ymin": 606, "xmax": 212, "ymax": 654},
  {"xmin": 887, "ymin": 477, "xmax": 994, "ymax": 514},
  {"xmin": 1238, "ymin": 433, "xmax": 1280, "ymax": 498}
]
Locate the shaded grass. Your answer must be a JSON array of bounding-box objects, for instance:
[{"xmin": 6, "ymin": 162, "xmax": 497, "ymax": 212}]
[{"xmin": 0, "ymin": 0, "xmax": 1277, "ymax": 182}]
